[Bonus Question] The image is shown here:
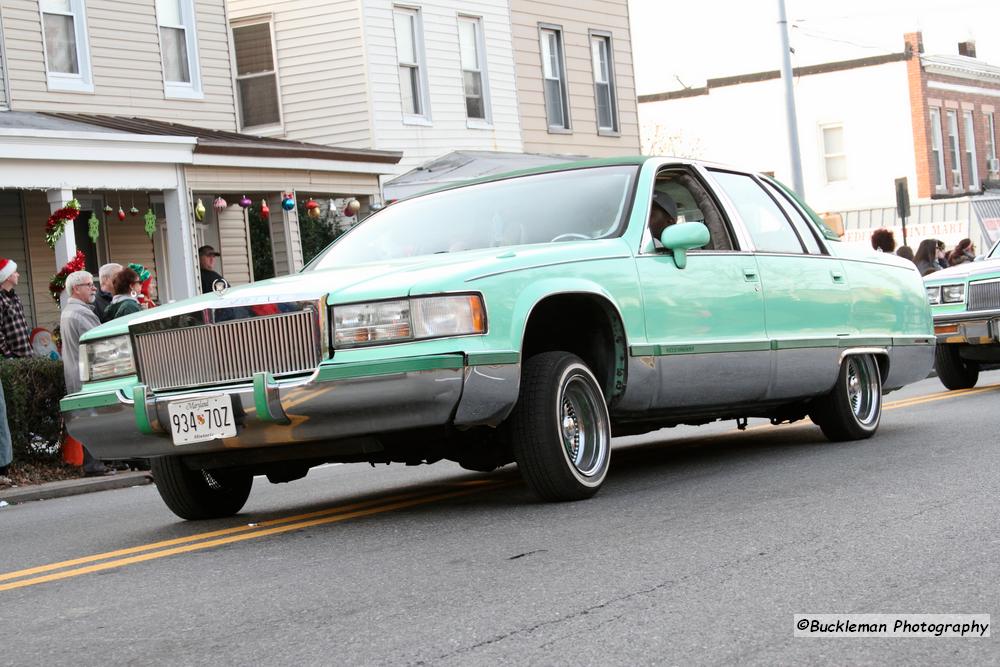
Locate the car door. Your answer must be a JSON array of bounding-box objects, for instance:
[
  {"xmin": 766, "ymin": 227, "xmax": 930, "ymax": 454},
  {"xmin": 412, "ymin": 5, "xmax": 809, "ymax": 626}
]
[
  {"xmin": 707, "ymin": 169, "xmax": 852, "ymax": 400},
  {"xmin": 634, "ymin": 166, "xmax": 771, "ymax": 410}
]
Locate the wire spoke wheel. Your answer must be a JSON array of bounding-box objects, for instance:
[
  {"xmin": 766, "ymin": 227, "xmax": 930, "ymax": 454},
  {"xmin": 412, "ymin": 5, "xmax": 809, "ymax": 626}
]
[{"xmin": 809, "ymin": 353, "xmax": 882, "ymax": 442}]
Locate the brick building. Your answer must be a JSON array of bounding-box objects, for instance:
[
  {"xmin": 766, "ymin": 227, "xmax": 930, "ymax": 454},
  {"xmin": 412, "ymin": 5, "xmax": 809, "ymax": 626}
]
[{"xmin": 638, "ymin": 32, "xmax": 1000, "ymax": 251}]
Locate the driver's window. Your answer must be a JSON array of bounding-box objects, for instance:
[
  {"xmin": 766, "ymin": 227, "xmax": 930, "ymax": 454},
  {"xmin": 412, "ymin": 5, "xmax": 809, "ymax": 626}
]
[{"xmin": 650, "ymin": 170, "xmax": 734, "ymax": 251}]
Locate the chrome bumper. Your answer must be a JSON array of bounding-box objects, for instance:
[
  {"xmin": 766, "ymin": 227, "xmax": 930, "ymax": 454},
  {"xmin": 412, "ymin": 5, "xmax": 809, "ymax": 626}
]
[
  {"xmin": 933, "ymin": 308, "xmax": 1000, "ymax": 345},
  {"xmin": 64, "ymin": 359, "xmax": 520, "ymax": 460}
]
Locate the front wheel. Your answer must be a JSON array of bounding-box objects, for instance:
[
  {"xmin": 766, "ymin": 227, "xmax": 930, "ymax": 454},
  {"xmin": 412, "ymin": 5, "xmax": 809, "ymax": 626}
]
[
  {"xmin": 809, "ymin": 354, "xmax": 882, "ymax": 442},
  {"xmin": 509, "ymin": 352, "xmax": 611, "ymax": 501},
  {"xmin": 151, "ymin": 457, "xmax": 253, "ymax": 520},
  {"xmin": 934, "ymin": 343, "xmax": 979, "ymax": 390}
]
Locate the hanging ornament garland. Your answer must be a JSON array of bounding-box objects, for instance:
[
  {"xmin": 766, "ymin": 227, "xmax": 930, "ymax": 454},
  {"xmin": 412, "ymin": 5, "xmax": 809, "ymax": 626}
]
[
  {"xmin": 259, "ymin": 199, "xmax": 270, "ymax": 220},
  {"xmin": 213, "ymin": 196, "xmax": 228, "ymax": 214},
  {"xmin": 194, "ymin": 198, "xmax": 206, "ymax": 221},
  {"xmin": 281, "ymin": 194, "xmax": 295, "ymax": 211},
  {"xmin": 345, "ymin": 199, "xmax": 361, "ymax": 216},
  {"xmin": 45, "ymin": 199, "xmax": 82, "ymax": 248},
  {"xmin": 305, "ymin": 199, "xmax": 321, "ymax": 219},
  {"xmin": 88, "ymin": 212, "xmax": 101, "ymax": 243},
  {"xmin": 144, "ymin": 208, "xmax": 157, "ymax": 239},
  {"xmin": 129, "ymin": 194, "xmax": 139, "ymax": 217},
  {"xmin": 48, "ymin": 250, "xmax": 87, "ymax": 303},
  {"xmin": 239, "ymin": 195, "xmax": 252, "ymax": 209},
  {"xmin": 117, "ymin": 206, "xmax": 126, "ymax": 222},
  {"xmin": 102, "ymin": 204, "xmax": 113, "ymax": 221}
]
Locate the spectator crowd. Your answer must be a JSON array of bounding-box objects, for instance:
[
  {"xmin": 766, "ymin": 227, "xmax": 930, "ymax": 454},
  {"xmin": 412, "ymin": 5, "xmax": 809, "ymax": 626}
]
[{"xmin": 870, "ymin": 228, "xmax": 979, "ymax": 276}]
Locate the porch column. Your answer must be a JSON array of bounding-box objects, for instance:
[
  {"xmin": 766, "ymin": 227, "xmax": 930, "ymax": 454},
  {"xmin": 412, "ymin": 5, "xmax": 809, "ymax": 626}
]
[
  {"xmin": 48, "ymin": 188, "xmax": 75, "ymax": 307},
  {"xmin": 163, "ymin": 167, "xmax": 199, "ymax": 299},
  {"xmin": 282, "ymin": 191, "xmax": 304, "ymax": 272},
  {"xmin": 266, "ymin": 193, "xmax": 291, "ymax": 276}
]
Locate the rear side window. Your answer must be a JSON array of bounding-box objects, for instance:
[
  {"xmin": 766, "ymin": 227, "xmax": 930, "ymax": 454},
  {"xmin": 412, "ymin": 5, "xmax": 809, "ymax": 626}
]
[
  {"xmin": 759, "ymin": 180, "xmax": 823, "ymax": 254},
  {"xmin": 710, "ymin": 171, "xmax": 804, "ymax": 253}
]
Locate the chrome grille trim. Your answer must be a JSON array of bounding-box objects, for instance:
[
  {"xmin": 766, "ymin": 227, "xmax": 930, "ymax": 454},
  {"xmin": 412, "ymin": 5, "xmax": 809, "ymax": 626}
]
[
  {"xmin": 134, "ymin": 310, "xmax": 321, "ymax": 392},
  {"xmin": 968, "ymin": 278, "xmax": 1000, "ymax": 312}
]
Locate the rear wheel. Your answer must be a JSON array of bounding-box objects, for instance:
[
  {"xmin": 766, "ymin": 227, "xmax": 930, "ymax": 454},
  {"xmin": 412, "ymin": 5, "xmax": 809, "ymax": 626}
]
[
  {"xmin": 934, "ymin": 343, "xmax": 979, "ymax": 390},
  {"xmin": 509, "ymin": 352, "xmax": 611, "ymax": 501},
  {"xmin": 151, "ymin": 456, "xmax": 252, "ymax": 520},
  {"xmin": 809, "ymin": 354, "xmax": 882, "ymax": 442}
]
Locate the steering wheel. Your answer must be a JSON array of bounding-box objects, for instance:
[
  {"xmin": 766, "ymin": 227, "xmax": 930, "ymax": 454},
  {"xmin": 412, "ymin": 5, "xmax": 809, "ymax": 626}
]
[{"xmin": 550, "ymin": 233, "xmax": 590, "ymax": 242}]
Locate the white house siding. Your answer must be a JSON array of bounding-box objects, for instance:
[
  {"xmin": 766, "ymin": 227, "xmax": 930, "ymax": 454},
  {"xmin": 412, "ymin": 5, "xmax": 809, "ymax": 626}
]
[
  {"xmin": 106, "ymin": 191, "xmax": 158, "ymax": 302},
  {"xmin": 363, "ymin": 0, "xmax": 523, "ymax": 175},
  {"xmin": 22, "ymin": 191, "xmax": 58, "ymax": 329},
  {"xmin": 0, "ymin": 190, "xmax": 32, "ymax": 328},
  {"xmin": 639, "ymin": 61, "xmax": 916, "ymax": 213},
  {"xmin": 226, "ymin": 0, "xmax": 374, "ymax": 148},
  {"xmin": 216, "ymin": 205, "xmax": 253, "ymax": 285},
  {"xmin": 1, "ymin": 0, "xmax": 238, "ymax": 130},
  {"xmin": 510, "ymin": 0, "xmax": 640, "ymax": 156}
]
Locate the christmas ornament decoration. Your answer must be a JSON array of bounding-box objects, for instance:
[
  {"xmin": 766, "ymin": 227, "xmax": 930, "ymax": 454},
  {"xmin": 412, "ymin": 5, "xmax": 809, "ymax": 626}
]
[
  {"xmin": 117, "ymin": 206, "xmax": 126, "ymax": 222},
  {"xmin": 194, "ymin": 198, "xmax": 206, "ymax": 221},
  {"xmin": 144, "ymin": 208, "xmax": 157, "ymax": 239},
  {"xmin": 88, "ymin": 212, "xmax": 101, "ymax": 243},
  {"xmin": 281, "ymin": 195, "xmax": 295, "ymax": 211},
  {"xmin": 213, "ymin": 196, "xmax": 228, "ymax": 213},
  {"xmin": 345, "ymin": 198, "xmax": 361, "ymax": 216},
  {"xmin": 48, "ymin": 250, "xmax": 87, "ymax": 302},
  {"xmin": 239, "ymin": 195, "xmax": 252, "ymax": 209},
  {"xmin": 260, "ymin": 199, "xmax": 270, "ymax": 220},
  {"xmin": 129, "ymin": 206, "xmax": 140, "ymax": 217},
  {"xmin": 44, "ymin": 199, "xmax": 82, "ymax": 248},
  {"xmin": 102, "ymin": 204, "xmax": 113, "ymax": 214},
  {"xmin": 305, "ymin": 199, "xmax": 321, "ymax": 219}
]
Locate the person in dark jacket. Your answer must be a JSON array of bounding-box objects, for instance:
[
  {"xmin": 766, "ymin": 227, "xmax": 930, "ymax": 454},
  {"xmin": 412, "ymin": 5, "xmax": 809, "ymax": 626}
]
[
  {"xmin": 947, "ymin": 238, "xmax": 976, "ymax": 266},
  {"xmin": 199, "ymin": 245, "xmax": 226, "ymax": 294},
  {"xmin": 103, "ymin": 267, "xmax": 143, "ymax": 320},
  {"xmin": 914, "ymin": 239, "xmax": 940, "ymax": 276}
]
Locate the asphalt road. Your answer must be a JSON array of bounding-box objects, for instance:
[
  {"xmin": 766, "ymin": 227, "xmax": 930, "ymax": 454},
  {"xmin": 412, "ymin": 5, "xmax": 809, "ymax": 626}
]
[{"xmin": 2, "ymin": 372, "xmax": 999, "ymax": 666}]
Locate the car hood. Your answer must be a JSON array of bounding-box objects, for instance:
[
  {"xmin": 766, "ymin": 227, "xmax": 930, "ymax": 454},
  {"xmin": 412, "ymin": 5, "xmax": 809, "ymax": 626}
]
[
  {"xmin": 923, "ymin": 258, "xmax": 1000, "ymax": 283},
  {"xmin": 80, "ymin": 241, "xmax": 628, "ymax": 341}
]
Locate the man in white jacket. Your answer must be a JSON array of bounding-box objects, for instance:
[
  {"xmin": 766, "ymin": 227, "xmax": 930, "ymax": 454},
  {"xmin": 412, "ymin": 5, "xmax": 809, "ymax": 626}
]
[{"xmin": 60, "ymin": 271, "xmax": 113, "ymax": 476}]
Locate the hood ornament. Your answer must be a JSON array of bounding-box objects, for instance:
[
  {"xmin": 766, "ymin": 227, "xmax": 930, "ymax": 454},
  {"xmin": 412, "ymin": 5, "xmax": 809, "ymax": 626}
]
[{"xmin": 212, "ymin": 278, "xmax": 230, "ymax": 296}]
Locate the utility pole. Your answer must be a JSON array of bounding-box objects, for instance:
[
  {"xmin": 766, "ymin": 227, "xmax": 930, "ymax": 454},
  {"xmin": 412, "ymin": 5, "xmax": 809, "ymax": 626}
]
[{"xmin": 777, "ymin": 0, "xmax": 805, "ymax": 198}]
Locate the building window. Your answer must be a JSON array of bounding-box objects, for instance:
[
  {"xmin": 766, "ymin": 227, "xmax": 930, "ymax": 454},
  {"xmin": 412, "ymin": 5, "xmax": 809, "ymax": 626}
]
[
  {"xmin": 930, "ymin": 108, "xmax": 946, "ymax": 190},
  {"xmin": 540, "ymin": 26, "xmax": 569, "ymax": 131},
  {"xmin": 39, "ymin": 0, "xmax": 93, "ymax": 92},
  {"xmin": 987, "ymin": 113, "xmax": 998, "ymax": 174},
  {"xmin": 156, "ymin": 0, "xmax": 202, "ymax": 98},
  {"xmin": 393, "ymin": 7, "xmax": 428, "ymax": 120},
  {"xmin": 590, "ymin": 33, "xmax": 618, "ymax": 134},
  {"xmin": 458, "ymin": 16, "xmax": 489, "ymax": 122},
  {"xmin": 821, "ymin": 125, "xmax": 847, "ymax": 182},
  {"xmin": 232, "ymin": 21, "xmax": 281, "ymax": 129},
  {"xmin": 963, "ymin": 111, "xmax": 979, "ymax": 188},
  {"xmin": 946, "ymin": 110, "xmax": 962, "ymax": 189}
]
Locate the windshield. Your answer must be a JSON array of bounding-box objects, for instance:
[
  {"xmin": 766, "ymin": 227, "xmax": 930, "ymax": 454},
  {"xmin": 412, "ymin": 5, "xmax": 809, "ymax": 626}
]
[
  {"xmin": 989, "ymin": 239, "xmax": 1000, "ymax": 259},
  {"xmin": 308, "ymin": 165, "xmax": 638, "ymax": 269}
]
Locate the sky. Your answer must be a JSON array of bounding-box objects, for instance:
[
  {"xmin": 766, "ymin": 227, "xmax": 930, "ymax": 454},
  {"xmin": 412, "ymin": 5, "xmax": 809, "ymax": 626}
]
[{"xmin": 628, "ymin": 0, "xmax": 1000, "ymax": 95}]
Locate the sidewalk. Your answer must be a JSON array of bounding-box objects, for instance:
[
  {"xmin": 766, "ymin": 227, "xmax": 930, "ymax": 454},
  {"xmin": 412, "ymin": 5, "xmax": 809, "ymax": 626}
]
[{"xmin": 0, "ymin": 471, "xmax": 153, "ymax": 505}]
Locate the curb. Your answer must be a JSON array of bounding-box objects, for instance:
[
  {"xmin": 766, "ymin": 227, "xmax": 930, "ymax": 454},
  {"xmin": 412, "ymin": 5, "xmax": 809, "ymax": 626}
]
[{"xmin": 0, "ymin": 471, "xmax": 154, "ymax": 505}]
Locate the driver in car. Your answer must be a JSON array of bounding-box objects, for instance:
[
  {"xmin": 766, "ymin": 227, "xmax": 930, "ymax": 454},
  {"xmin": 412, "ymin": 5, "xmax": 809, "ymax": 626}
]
[{"xmin": 648, "ymin": 189, "xmax": 679, "ymax": 245}]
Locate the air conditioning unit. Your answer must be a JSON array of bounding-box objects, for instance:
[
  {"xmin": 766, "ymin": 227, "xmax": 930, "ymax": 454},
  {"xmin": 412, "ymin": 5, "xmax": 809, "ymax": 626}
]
[
  {"xmin": 988, "ymin": 157, "xmax": 1000, "ymax": 173},
  {"xmin": 952, "ymin": 169, "xmax": 963, "ymax": 188}
]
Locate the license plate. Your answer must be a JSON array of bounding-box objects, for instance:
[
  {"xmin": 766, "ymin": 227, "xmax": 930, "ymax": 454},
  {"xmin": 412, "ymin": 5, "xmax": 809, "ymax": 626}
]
[{"xmin": 167, "ymin": 395, "xmax": 237, "ymax": 445}]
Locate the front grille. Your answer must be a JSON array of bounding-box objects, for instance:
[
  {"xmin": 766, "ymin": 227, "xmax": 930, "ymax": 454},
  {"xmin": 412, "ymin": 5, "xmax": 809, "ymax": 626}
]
[
  {"xmin": 134, "ymin": 310, "xmax": 321, "ymax": 392},
  {"xmin": 968, "ymin": 279, "xmax": 1000, "ymax": 312}
]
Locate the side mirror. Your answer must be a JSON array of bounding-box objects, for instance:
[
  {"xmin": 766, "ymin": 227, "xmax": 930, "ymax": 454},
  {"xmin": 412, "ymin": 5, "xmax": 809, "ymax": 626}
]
[
  {"xmin": 660, "ymin": 222, "xmax": 710, "ymax": 269},
  {"xmin": 821, "ymin": 212, "xmax": 845, "ymax": 238}
]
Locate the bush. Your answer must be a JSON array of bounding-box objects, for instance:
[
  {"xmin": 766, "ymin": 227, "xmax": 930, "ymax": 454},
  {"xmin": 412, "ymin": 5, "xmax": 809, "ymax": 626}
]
[{"xmin": 0, "ymin": 357, "xmax": 66, "ymax": 461}]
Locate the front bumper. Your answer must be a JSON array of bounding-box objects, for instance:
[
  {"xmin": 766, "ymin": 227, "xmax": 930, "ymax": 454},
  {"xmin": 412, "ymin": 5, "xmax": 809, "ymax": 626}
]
[
  {"xmin": 63, "ymin": 354, "xmax": 520, "ymax": 460},
  {"xmin": 933, "ymin": 308, "xmax": 1000, "ymax": 345}
]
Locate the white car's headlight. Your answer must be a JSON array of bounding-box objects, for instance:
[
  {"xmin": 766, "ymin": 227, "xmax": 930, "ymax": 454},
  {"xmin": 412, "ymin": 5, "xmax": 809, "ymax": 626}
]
[
  {"xmin": 941, "ymin": 284, "xmax": 965, "ymax": 303},
  {"xmin": 926, "ymin": 286, "xmax": 941, "ymax": 305},
  {"xmin": 333, "ymin": 295, "xmax": 486, "ymax": 347},
  {"xmin": 80, "ymin": 335, "xmax": 135, "ymax": 382}
]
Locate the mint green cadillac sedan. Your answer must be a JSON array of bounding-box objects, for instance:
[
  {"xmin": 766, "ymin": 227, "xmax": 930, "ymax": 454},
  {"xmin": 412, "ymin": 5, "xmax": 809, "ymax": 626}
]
[{"xmin": 62, "ymin": 157, "xmax": 935, "ymax": 520}]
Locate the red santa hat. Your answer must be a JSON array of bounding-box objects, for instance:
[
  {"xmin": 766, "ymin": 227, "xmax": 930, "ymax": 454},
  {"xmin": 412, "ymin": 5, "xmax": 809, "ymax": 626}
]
[{"xmin": 0, "ymin": 257, "xmax": 16, "ymax": 284}]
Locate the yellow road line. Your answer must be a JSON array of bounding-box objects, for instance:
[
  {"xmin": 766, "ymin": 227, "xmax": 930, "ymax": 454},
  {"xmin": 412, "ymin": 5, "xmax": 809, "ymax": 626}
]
[{"xmin": 0, "ymin": 481, "xmax": 507, "ymax": 588}]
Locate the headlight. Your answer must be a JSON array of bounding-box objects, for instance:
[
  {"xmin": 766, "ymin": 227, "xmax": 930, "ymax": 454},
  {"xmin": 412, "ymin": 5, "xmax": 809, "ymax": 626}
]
[
  {"xmin": 333, "ymin": 295, "xmax": 486, "ymax": 347},
  {"xmin": 925, "ymin": 286, "xmax": 941, "ymax": 305},
  {"xmin": 79, "ymin": 335, "xmax": 135, "ymax": 382},
  {"xmin": 941, "ymin": 284, "xmax": 965, "ymax": 303}
]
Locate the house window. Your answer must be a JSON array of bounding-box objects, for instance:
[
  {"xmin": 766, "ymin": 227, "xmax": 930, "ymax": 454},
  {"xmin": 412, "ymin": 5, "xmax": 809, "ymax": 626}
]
[
  {"xmin": 929, "ymin": 108, "xmax": 946, "ymax": 190},
  {"xmin": 590, "ymin": 33, "xmax": 618, "ymax": 134},
  {"xmin": 946, "ymin": 110, "xmax": 962, "ymax": 189},
  {"xmin": 39, "ymin": 0, "xmax": 93, "ymax": 92},
  {"xmin": 963, "ymin": 111, "xmax": 979, "ymax": 188},
  {"xmin": 156, "ymin": 0, "xmax": 201, "ymax": 98},
  {"xmin": 821, "ymin": 125, "xmax": 847, "ymax": 182},
  {"xmin": 540, "ymin": 26, "xmax": 569, "ymax": 131},
  {"xmin": 987, "ymin": 113, "xmax": 998, "ymax": 174},
  {"xmin": 393, "ymin": 7, "xmax": 428, "ymax": 120},
  {"xmin": 458, "ymin": 16, "xmax": 489, "ymax": 122},
  {"xmin": 232, "ymin": 21, "xmax": 281, "ymax": 128}
]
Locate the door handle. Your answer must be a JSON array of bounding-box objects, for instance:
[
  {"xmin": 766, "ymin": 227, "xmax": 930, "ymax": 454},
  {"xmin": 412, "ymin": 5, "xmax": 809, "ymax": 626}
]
[
  {"xmin": 743, "ymin": 268, "xmax": 758, "ymax": 282},
  {"xmin": 830, "ymin": 270, "xmax": 846, "ymax": 284}
]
